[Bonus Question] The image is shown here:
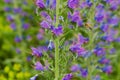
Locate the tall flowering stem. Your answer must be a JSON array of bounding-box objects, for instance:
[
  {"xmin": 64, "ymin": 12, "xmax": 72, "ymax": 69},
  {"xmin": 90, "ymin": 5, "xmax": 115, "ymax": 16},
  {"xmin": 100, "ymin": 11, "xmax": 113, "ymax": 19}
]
[
  {"xmin": 86, "ymin": 1, "xmax": 98, "ymax": 79},
  {"xmin": 55, "ymin": 0, "xmax": 60, "ymax": 80}
]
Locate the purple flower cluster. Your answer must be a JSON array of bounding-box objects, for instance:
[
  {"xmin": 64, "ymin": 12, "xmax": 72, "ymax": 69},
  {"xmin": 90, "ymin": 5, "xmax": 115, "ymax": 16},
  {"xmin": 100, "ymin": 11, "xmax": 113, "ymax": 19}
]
[
  {"xmin": 40, "ymin": 11, "xmax": 63, "ymax": 36},
  {"xmin": 70, "ymin": 35, "xmax": 89, "ymax": 57}
]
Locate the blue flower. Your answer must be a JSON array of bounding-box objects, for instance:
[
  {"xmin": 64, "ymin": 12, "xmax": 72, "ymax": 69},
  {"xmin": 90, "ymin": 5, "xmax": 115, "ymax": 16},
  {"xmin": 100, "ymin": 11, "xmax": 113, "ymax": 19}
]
[
  {"xmin": 93, "ymin": 47, "xmax": 106, "ymax": 56},
  {"xmin": 102, "ymin": 65, "xmax": 112, "ymax": 74},
  {"xmin": 98, "ymin": 56, "xmax": 110, "ymax": 64},
  {"xmin": 30, "ymin": 74, "xmax": 38, "ymax": 80},
  {"xmin": 80, "ymin": 68, "xmax": 88, "ymax": 78}
]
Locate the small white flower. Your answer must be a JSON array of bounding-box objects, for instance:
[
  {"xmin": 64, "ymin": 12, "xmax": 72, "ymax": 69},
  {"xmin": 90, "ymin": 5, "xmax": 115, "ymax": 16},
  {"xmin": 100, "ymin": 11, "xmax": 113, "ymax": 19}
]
[{"xmin": 30, "ymin": 74, "xmax": 38, "ymax": 80}]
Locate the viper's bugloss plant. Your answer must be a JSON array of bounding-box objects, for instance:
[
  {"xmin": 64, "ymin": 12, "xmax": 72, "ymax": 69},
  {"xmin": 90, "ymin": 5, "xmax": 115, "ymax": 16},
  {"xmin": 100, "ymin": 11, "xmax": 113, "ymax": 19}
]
[
  {"xmin": 0, "ymin": 0, "xmax": 120, "ymax": 79},
  {"xmin": 28, "ymin": 0, "xmax": 120, "ymax": 80}
]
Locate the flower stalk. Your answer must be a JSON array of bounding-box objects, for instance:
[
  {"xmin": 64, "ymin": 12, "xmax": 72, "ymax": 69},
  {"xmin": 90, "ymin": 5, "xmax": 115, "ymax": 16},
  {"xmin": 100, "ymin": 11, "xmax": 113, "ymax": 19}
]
[{"xmin": 54, "ymin": 0, "xmax": 60, "ymax": 80}]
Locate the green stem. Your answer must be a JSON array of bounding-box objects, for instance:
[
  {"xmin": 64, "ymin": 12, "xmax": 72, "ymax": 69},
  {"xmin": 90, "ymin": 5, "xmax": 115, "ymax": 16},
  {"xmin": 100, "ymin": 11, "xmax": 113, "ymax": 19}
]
[
  {"xmin": 86, "ymin": 1, "xmax": 98, "ymax": 79},
  {"xmin": 54, "ymin": 38, "xmax": 60, "ymax": 80},
  {"xmin": 56, "ymin": 0, "xmax": 60, "ymax": 28},
  {"xmin": 54, "ymin": 0, "xmax": 60, "ymax": 80},
  {"xmin": 87, "ymin": 31, "xmax": 93, "ymax": 80}
]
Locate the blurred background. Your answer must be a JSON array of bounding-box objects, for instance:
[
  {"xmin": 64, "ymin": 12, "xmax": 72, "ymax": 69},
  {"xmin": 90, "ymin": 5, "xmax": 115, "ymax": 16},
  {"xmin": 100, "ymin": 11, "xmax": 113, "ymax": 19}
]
[{"xmin": 0, "ymin": 0, "xmax": 40, "ymax": 79}]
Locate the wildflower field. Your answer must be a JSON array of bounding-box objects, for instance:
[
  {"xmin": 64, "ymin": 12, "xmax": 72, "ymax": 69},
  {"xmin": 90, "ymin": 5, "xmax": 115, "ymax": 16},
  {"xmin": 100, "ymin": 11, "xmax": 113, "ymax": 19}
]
[{"xmin": 0, "ymin": 0, "xmax": 120, "ymax": 80}]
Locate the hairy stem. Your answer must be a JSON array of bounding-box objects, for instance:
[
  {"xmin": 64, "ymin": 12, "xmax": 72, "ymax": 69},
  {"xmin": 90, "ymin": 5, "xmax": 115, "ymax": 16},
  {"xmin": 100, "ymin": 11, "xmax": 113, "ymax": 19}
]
[{"xmin": 55, "ymin": 0, "xmax": 60, "ymax": 80}]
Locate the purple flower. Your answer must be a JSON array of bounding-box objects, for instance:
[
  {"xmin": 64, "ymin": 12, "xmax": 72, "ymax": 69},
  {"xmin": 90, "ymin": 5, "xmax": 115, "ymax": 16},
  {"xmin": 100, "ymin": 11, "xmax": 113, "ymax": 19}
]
[
  {"xmin": 51, "ymin": 25, "xmax": 63, "ymax": 36},
  {"xmin": 70, "ymin": 43, "xmax": 88, "ymax": 57},
  {"xmin": 14, "ymin": 36, "xmax": 22, "ymax": 43},
  {"xmin": 40, "ymin": 20, "xmax": 50, "ymax": 29},
  {"xmin": 45, "ymin": 0, "xmax": 56, "ymax": 9},
  {"xmin": 107, "ymin": 16, "xmax": 119, "ymax": 26},
  {"xmin": 26, "ymin": 56, "xmax": 31, "ymax": 61},
  {"xmin": 46, "ymin": 0, "xmax": 50, "ymax": 7},
  {"xmin": 96, "ymin": 4, "xmax": 104, "ymax": 10},
  {"xmin": 31, "ymin": 47, "xmax": 43, "ymax": 57},
  {"xmin": 109, "ymin": 48, "xmax": 116, "ymax": 54},
  {"xmin": 40, "ymin": 11, "xmax": 49, "ymax": 18},
  {"xmin": 95, "ymin": 6, "xmax": 106, "ymax": 23},
  {"xmin": 70, "ymin": 64, "xmax": 80, "ymax": 72},
  {"xmin": 38, "ymin": 46, "xmax": 48, "ymax": 52},
  {"xmin": 10, "ymin": 22, "xmax": 16, "ymax": 30},
  {"xmin": 109, "ymin": 1, "xmax": 119, "ymax": 10},
  {"xmin": 68, "ymin": 12, "xmax": 72, "ymax": 20},
  {"xmin": 37, "ymin": 33, "xmax": 43, "ymax": 40},
  {"xmin": 82, "ymin": 51, "xmax": 92, "ymax": 58},
  {"xmin": 7, "ymin": 15, "xmax": 14, "ymax": 22},
  {"xmin": 26, "ymin": 35, "xmax": 32, "ymax": 41},
  {"xmin": 16, "ymin": 48, "xmax": 21, "ymax": 54},
  {"xmin": 68, "ymin": 0, "xmax": 79, "ymax": 9},
  {"xmin": 4, "ymin": 7, "xmax": 11, "ymax": 12},
  {"xmin": 69, "ymin": 11, "xmax": 83, "ymax": 26},
  {"xmin": 95, "ymin": 13, "xmax": 104, "ymax": 23},
  {"xmin": 35, "ymin": 61, "xmax": 44, "ymax": 71},
  {"xmin": 98, "ymin": 57, "xmax": 110, "ymax": 64},
  {"xmin": 80, "ymin": 2, "xmax": 88, "ymax": 9},
  {"xmin": 36, "ymin": 0, "xmax": 45, "ymax": 8},
  {"xmin": 70, "ymin": 44, "xmax": 81, "ymax": 53},
  {"xmin": 86, "ymin": 0, "xmax": 93, "ymax": 7},
  {"xmin": 62, "ymin": 73, "xmax": 73, "ymax": 80},
  {"xmin": 13, "ymin": 8, "xmax": 22, "ymax": 13},
  {"xmin": 115, "ymin": 37, "xmax": 120, "ymax": 42},
  {"xmin": 22, "ymin": 23, "xmax": 30, "ymax": 30},
  {"xmin": 102, "ymin": 35, "xmax": 114, "ymax": 42},
  {"xmin": 72, "ymin": 11, "xmax": 81, "ymax": 23},
  {"xmin": 78, "ymin": 35, "xmax": 89, "ymax": 44},
  {"xmin": 40, "ymin": 11, "xmax": 53, "ymax": 23},
  {"xmin": 77, "ymin": 47, "xmax": 88, "ymax": 56},
  {"xmin": 100, "ymin": 23, "xmax": 109, "ymax": 32},
  {"xmin": 93, "ymin": 47, "xmax": 106, "ymax": 56},
  {"xmin": 50, "ymin": 0, "xmax": 56, "ymax": 9},
  {"xmin": 102, "ymin": 65, "xmax": 112, "ymax": 74},
  {"xmin": 80, "ymin": 68, "xmax": 88, "ymax": 78}
]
